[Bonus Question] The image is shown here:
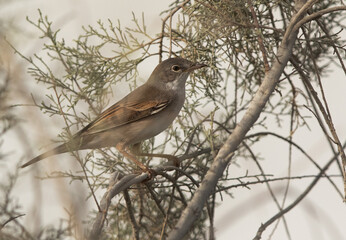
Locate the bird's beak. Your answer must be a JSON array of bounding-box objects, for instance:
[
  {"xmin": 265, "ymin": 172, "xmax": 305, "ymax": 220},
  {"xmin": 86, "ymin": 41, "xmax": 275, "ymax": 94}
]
[{"xmin": 186, "ymin": 62, "xmax": 208, "ymax": 72}]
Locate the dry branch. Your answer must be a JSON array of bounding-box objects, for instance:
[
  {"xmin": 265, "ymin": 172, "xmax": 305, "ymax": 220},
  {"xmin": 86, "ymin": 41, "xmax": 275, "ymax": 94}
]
[{"xmin": 167, "ymin": 0, "xmax": 310, "ymax": 239}]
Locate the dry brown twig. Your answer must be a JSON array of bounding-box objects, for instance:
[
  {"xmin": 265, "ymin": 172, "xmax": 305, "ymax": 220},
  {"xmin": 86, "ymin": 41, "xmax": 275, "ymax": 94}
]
[
  {"xmin": 158, "ymin": 0, "xmax": 191, "ymax": 62},
  {"xmin": 247, "ymin": 0, "xmax": 270, "ymax": 72}
]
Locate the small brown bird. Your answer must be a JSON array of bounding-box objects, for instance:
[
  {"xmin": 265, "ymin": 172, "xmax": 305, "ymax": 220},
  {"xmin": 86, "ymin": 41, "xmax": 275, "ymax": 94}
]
[{"xmin": 21, "ymin": 58, "xmax": 206, "ymax": 170}]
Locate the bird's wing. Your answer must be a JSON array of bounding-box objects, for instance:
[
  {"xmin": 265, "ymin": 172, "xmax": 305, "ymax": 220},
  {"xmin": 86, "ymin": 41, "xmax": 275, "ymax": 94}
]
[{"xmin": 79, "ymin": 93, "xmax": 170, "ymax": 136}]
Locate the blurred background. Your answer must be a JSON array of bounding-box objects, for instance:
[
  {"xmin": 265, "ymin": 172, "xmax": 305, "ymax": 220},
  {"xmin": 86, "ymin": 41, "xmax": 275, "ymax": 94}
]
[{"xmin": 1, "ymin": 0, "xmax": 346, "ymax": 239}]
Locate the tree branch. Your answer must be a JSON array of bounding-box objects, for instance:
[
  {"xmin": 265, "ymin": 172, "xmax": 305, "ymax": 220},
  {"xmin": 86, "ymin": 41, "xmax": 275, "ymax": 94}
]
[
  {"xmin": 167, "ymin": 1, "xmax": 309, "ymax": 239},
  {"xmin": 88, "ymin": 165, "xmax": 176, "ymax": 240},
  {"xmin": 123, "ymin": 189, "xmax": 140, "ymax": 240},
  {"xmin": 253, "ymin": 142, "xmax": 344, "ymax": 240},
  {"xmin": 292, "ymin": 6, "xmax": 346, "ymax": 33},
  {"xmin": 88, "ymin": 172, "xmax": 148, "ymax": 240}
]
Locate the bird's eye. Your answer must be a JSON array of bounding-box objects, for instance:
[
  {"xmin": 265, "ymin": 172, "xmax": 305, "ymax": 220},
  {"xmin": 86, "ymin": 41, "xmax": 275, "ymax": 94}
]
[{"xmin": 171, "ymin": 65, "xmax": 181, "ymax": 72}]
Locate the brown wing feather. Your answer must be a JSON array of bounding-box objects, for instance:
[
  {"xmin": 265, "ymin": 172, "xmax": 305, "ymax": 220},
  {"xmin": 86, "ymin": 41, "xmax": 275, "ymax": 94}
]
[{"xmin": 79, "ymin": 99, "xmax": 170, "ymax": 136}]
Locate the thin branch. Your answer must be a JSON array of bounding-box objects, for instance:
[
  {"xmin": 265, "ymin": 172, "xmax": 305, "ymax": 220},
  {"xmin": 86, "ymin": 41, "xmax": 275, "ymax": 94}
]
[
  {"xmin": 294, "ymin": 57, "xmax": 346, "ymax": 199},
  {"xmin": 0, "ymin": 214, "xmax": 26, "ymax": 230},
  {"xmin": 284, "ymin": 0, "xmax": 318, "ymax": 38},
  {"xmin": 247, "ymin": 0, "xmax": 270, "ymax": 72},
  {"xmin": 89, "ymin": 165, "xmax": 176, "ymax": 240},
  {"xmin": 292, "ymin": 6, "xmax": 346, "ymax": 33},
  {"xmin": 160, "ymin": 176, "xmax": 177, "ymax": 239},
  {"xmin": 218, "ymin": 174, "xmax": 342, "ymax": 192},
  {"xmin": 158, "ymin": 0, "xmax": 191, "ymax": 62},
  {"xmin": 89, "ymin": 172, "xmax": 147, "ymax": 240},
  {"xmin": 309, "ymin": 8, "xmax": 346, "ymax": 83},
  {"xmin": 253, "ymin": 142, "xmax": 344, "ymax": 240},
  {"xmin": 123, "ymin": 189, "xmax": 140, "ymax": 240},
  {"xmin": 167, "ymin": 1, "xmax": 308, "ymax": 239},
  {"xmin": 242, "ymin": 143, "xmax": 292, "ymax": 239},
  {"xmin": 247, "ymin": 131, "xmax": 343, "ymax": 198}
]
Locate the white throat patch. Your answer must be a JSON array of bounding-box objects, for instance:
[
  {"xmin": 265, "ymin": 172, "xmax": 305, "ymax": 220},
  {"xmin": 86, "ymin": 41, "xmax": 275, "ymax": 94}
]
[
  {"xmin": 166, "ymin": 73, "xmax": 189, "ymax": 91},
  {"xmin": 166, "ymin": 78, "xmax": 180, "ymax": 91}
]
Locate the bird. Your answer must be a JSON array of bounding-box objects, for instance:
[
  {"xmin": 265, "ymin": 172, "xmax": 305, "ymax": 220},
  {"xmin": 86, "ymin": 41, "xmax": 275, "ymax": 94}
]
[{"xmin": 21, "ymin": 57, "xmax": 207, "ymax": 170}]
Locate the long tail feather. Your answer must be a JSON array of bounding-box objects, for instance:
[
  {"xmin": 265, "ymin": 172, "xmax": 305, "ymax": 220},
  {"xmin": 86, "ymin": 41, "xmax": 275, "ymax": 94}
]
[{"xmin": 21, "ymin": 144, "xmax": 68, "ymax": 168}]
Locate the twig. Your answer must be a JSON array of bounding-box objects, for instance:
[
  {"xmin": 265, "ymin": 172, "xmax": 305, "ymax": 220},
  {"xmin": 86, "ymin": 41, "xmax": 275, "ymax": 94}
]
[
  {"xmin": 247, "ymin": 131, "xmax": 343, "ymax": 198},
  {"xmin": 247, "ymin": 0, "xmax": 270, "ymax": 72},
  {"xmin": 309, "ymin": 9, "xmax": 346, "ymax": 83},
  {"xmin": 284, "ymin": 0, "xmax": 319, "ymax": 38},
  {"xmin": 145, "ymin": 184, "xmax": 167, "ymax": 216},
  {"xmin": 167, "ymin": 1, "xmax": 308, "ymax": 239},
  {"xmin": 218, "ymin": 174, "xmax": 342, "ymax": 191},
  {"xmin": 160, "ymin": 177, "xmax": 177, "ymax": 239},
  {"xmin": 123, "ymin": 189, "xmax": 140, "ymax": 240},
  {"xmin": 292, "ymin": 6, "xmax": 346, "ymax": 33},
  {"xmin": 89, "ymin": 172, "xmax": 147, "ymax": 240},
  {"xmin": 0, "ymin": 214, "xmax": 25, "ymax": 230},
  {"xmin": 158, "ymin": 0, "xmax": 191, "ymax": 62},
  {"xmin": 242, "ymin": 143, "xmax": 292, "ymax": 239},
  {"xmin": 253, "ymin": 143, "xmax": 344, "ymax": 240},
  {"xmin": 88, "ymin": 165, "xmax": 176, "ymax": 240},
  {"xmin": 293, "ymin": 57, "xmax": 346, "ymax": 200}
]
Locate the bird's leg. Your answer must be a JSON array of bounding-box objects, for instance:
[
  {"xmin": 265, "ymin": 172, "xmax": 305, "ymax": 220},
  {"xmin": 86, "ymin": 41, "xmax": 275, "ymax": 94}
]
[
  {"xmin": 130, "ymin": 143, "xmax": 180, "ymax": 167},
  {"xmin": 116, "ymin": 142, "xmax": 149, "ymax": 172}
]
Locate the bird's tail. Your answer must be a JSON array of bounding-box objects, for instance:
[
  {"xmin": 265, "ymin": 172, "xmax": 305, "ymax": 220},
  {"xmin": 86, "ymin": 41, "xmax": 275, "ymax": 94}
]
[{"xmin": 21, "ymin": 144, "xmax": 68, "ymax": 168}]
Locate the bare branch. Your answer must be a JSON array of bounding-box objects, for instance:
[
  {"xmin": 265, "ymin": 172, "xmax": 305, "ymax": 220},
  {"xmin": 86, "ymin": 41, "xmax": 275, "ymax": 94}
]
[
  {"xmin": 89, "ymin": 165, "xmax": 176, "ymax": 239},
  {"xmin": 253, "ymin": 143, "xmax": 344, "ymax": 240},
  {"xmin": 158, "ymin": 0, "xmax": 191, "ymax": 62},
  {"xmin": 89, "ymin": 172, "xmax": 148, "ymax": 240},
  {"xmin": 292, "ymin": 6, "xmax": 346, "ymax": 33},
  {"xmin": 0, "ymin": 214, "xmax": 25, "ymax": 230},
  {"xmin": 123, "ymin": 189, "xmax": 140, "ymax": 240},
  {"xmin": 167, "ymin": 1, "xmax": 309, "ymax": 239},
  {"xmin": 247, "ymin": 0, "xmax": 270, "ymax": 72}
]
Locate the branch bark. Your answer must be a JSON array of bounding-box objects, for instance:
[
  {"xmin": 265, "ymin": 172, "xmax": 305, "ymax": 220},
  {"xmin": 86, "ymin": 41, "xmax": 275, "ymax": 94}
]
[
  {"xmin": 167, "ymin": 1, "xmax": 310, "ymax": 239},
  {"xmin": 88, "ymin": 165, "xmax": 176, "ymax": 240},
  {"xmin": 88, "ymin": 172, "xmax": 148, "ymax": 240}
]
